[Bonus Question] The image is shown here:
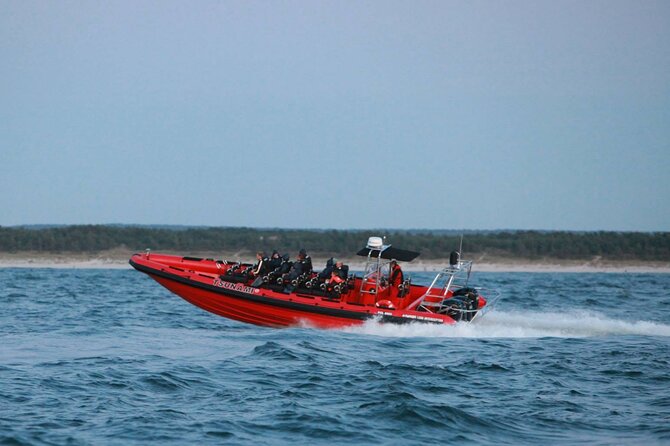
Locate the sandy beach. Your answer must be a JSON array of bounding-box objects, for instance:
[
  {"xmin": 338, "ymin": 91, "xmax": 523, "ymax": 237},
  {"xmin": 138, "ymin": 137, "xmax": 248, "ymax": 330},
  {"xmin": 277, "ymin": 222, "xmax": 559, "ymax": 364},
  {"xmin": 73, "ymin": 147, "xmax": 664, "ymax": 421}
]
[{"xmin": 1, "ymin": 251, "xmax": 668, "ymax": 273}]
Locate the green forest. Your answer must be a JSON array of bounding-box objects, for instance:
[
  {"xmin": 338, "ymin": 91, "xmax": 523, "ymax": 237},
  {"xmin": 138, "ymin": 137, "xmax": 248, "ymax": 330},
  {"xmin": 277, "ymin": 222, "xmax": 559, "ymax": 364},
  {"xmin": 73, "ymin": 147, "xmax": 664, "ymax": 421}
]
[{"xmin": 0, "ymin": 226, "xmax": 668, "ymax": 261}]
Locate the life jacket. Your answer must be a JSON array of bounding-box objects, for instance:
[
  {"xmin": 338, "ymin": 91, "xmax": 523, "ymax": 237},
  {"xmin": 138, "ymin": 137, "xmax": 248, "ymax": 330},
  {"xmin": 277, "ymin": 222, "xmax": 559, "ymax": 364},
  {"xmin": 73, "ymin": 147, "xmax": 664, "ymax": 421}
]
[
  {"xmin": 331, "ymin": 264, "xmax": 349, "ymax": 282},
  {"xmin": 390, "ymin": 263, "xmax": 403, "ymax": 287}
]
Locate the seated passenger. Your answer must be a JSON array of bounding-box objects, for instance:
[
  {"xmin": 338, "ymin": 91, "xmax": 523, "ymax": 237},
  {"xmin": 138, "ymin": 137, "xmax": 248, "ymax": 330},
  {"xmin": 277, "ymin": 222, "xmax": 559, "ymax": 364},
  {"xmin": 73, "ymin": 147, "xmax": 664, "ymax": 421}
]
[
  {"xmin": 286, "ymin": 249, "xmax": 311, "ymax": 281},
  {"xmin": 250, "ymin": 251, "xmax": 269, "ymax": 277},
  {"xmin": 300, "ymin": 249, "xmax": 313, "ymax": 274},
  {"xmin": 329, "ymin": 260, "xmax": 348, "ymax": 285},
  {"xmin": 318, "ymin": 257, "xmax": 335, "ymax": 280},
  {"xmin": 276, "ymin": 253, "xmax": 292, "ymax": 275},
  {"xmin": 267, "ymin": 250, "xmax": 282, "ymax": 271}
]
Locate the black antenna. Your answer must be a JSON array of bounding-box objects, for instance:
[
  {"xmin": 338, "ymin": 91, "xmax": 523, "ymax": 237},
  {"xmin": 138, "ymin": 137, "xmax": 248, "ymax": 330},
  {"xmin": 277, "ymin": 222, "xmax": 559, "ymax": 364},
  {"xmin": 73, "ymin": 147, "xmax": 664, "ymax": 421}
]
[
  {"xmin": 460, "ymin": 233, "xmax": 472, "ymax": 283},
  {"xmin": 449, "ymin": 234, "xmax": 463, "ymax": 268}
]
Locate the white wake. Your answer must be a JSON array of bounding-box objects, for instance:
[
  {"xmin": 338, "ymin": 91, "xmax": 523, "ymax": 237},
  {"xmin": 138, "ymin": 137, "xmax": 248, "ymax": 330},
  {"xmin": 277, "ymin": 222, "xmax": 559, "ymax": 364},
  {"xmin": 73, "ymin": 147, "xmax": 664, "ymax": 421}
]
[{"xmin": 343, "ymin": 310, "xmax": 670, "ymax": 338}]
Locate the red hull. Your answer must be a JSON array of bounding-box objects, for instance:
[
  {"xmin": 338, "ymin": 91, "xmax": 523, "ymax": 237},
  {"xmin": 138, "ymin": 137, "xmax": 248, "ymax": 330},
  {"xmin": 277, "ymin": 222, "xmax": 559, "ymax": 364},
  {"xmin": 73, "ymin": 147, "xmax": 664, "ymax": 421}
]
[{"xmin": 130, "ymin": 253, "xmax": 486, "ymax": 329}]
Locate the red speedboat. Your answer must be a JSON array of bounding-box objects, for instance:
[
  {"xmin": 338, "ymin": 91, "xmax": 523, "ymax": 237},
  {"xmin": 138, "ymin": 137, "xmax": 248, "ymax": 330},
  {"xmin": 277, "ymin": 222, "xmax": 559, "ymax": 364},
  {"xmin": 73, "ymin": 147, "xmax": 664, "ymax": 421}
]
[{"xmin": 129, "ymin": 237, "xmax": 497, "ymax": 329}]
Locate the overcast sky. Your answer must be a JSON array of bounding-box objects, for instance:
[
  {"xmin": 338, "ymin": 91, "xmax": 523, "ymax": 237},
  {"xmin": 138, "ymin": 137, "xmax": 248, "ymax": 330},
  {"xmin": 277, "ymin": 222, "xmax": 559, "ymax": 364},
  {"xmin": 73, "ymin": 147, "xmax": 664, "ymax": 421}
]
[{"xmin": 1, "ymin": 0, "xmax": 668, "ymax": 231}]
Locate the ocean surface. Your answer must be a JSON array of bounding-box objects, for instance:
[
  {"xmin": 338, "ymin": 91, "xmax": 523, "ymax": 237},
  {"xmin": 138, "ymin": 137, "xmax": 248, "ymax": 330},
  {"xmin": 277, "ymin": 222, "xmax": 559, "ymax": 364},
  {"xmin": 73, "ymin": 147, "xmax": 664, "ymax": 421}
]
[{"xmin": 1, "ymin": 268, "xmax": 669, "ymax": 445}]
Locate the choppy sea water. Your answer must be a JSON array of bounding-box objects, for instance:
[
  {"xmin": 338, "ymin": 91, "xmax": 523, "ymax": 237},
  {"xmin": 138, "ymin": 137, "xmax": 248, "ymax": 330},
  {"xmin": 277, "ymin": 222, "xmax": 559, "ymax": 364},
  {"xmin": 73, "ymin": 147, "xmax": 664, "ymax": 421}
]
[{"xmin": 1, "ymin": 268, "xmax": 669, "ymax": 445}]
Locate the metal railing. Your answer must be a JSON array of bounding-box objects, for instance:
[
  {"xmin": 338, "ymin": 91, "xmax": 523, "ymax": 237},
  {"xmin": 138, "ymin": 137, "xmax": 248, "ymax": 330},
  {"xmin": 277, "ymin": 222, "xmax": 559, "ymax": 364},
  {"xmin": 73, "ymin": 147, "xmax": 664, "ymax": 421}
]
[{"xmin": 409, "ymin": 260, "xmax": 501, "ymax": 322}]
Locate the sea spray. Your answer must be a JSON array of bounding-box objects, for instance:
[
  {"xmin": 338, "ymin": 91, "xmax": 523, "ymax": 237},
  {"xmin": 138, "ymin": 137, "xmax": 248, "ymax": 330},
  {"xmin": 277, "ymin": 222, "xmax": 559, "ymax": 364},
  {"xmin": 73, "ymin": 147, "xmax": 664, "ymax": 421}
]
[{"xmin": 343, "ymin": 310, "xmax": 670, "ymax": 338}]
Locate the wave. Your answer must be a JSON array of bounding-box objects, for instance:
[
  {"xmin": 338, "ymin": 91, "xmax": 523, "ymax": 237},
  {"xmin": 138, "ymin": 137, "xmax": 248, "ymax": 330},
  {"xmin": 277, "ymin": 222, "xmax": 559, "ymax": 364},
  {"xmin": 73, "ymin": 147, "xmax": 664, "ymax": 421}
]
[{"xmin": 343, "ymin": 310, "xmax": 670, "ymax": 338}]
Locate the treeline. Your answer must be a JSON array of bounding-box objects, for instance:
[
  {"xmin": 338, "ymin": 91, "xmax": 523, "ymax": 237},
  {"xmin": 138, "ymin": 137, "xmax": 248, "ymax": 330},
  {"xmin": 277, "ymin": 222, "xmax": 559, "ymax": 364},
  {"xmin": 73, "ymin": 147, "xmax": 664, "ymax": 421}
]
[{"xmin": 0, "ymin": 225, "xmax": 668, "ymax": 261}]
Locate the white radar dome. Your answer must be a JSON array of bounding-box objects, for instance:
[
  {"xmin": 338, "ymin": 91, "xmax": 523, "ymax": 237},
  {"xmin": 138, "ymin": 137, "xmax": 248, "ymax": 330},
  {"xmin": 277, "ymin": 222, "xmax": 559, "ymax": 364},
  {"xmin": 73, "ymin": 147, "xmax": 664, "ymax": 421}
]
[{"xmin": 367, "ymin": 237, "xmax": 383, "ymax": 249}]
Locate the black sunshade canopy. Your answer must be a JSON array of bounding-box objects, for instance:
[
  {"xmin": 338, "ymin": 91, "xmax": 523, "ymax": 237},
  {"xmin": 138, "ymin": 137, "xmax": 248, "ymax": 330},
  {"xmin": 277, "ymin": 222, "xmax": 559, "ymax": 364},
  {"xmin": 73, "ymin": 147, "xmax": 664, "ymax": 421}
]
[{"xmin": 356, "ymin": 246, "xmax": 420, "ymax": 262}]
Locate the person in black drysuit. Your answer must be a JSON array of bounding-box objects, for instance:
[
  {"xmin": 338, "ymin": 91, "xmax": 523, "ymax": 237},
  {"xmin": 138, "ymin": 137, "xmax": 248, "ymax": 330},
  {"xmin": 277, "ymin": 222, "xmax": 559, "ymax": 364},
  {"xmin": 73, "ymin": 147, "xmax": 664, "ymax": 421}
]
[
  {"xmin": 330, "ymin": 260, "xmax": 348, "ymax": 283},
  {"xmin": 318, "ymin": 257, "xmax": 336, "ymax": 281},
  {"xmin": 250, "ymin": 251, "xmax": 269, "ymax": 277},
  {"xmin": 249, "ymin": 251, "xmax": 269, "ymax": 286},
  {"xmin": 281, "ymin": 249, "xmax": 312, "ymax": 293},
  {"xmin": 286, "ymin": 249, "xmax": 312, "ymax": 282},
  {"xmin": 276, "ymin": 253, "xmax": 292, "ymax": 276},
  {"xmin": 301, "ymin": 249, "xmax": 313, "ymax": 275},
  {"xmin": 326, "ymin": 260, "xmax": 349, "ymax": 294},
  {"xmin": 265, "ymin": 250, "xmax": 282, "ymax": 273}
]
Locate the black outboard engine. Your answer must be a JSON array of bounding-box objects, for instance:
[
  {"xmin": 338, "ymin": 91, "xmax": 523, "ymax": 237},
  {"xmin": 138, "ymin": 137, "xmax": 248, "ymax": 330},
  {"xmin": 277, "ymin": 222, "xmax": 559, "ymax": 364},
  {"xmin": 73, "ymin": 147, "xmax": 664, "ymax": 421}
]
[
  {"xmin": 448, "ymin": 287, "xmax": 479, "ymax": 321},
  {"xmin": 444, "ymin": 299, "xmax": 467, "ymax": 322}
]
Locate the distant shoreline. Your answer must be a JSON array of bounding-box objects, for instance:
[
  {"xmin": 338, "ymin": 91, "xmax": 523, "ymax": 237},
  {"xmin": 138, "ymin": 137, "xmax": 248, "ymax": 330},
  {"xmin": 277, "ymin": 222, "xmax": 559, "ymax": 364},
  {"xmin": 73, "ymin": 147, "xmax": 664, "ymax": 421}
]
[{"xmin": 1, "ymin": 251, "xmax": 668, "ymax": 273}]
